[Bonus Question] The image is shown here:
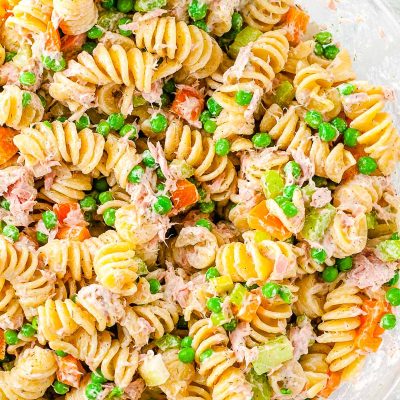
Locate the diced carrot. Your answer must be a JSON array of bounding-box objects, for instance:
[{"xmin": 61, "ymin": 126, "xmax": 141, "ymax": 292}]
[
  {"xmin": 171, "ymin": 179, "xmax": 199, "ymax": 212},
  {"xmin": 236, "ymin": 292, "xmax": 261, "ymax": 322},
  {"xmin": 0, "ymin": 329, "xmax": 5, "ymax": 361},
  {"xmin": 61, "ymin": 33, "xmax": 87, "ymax": 60},
  {"xmin": 56, "ymin": 355, "xmax": 85, "ymax": 389},
  {"xmin": 319, "ymin": 371, "xmax": 342, "ymax": 398},
  {"xmin": 0, "ymin": 127, "xmax": 18, "ymax": 165},
  {"xmin": 248, "ymin": 200, "xmax": 292, "ymax": 241},
  {"xmin": 56, "ymin": 226, "xmax": 91, "ymax": 241},
  {"xmin": 355, "ymin": 298, "xmax": 390, "ymax": 353},
  {"xmin": 53, "ymin": 203, "xmax": 79, "ymax": 224},
  {"xmin": 45, "ymin": 22, "xmax": 61, "ymax": 52},
  {"xmin": 281, "ymin": 6, "xmax": 310, "ymax": 45},
  {"xmin": 171, "ymin": 86, "xmax": 204, "ymax": 125}
]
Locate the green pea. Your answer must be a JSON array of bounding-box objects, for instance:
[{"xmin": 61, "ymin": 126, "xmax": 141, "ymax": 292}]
[
  {"xmin": 142, "ymin": 150, "xmax": 156, "ymax": 168},
  {"xmin": 313, "ymin": 176, "xmax": 328, "ymax": 187},
  {"xmin": 199, "ymin": 201, "xmax": 215, "ymax": 213},
  {"xmin": 381, "ymin": 313, "xmax": 396, "ymax": 330},
  {"xmin": 207, "ymin": 97, "xmax": 223, "ymax": 117},
  {"xmin": 53, "ymin": 381, "xmax": 69, "ymax": 395},
  {"xmin": 3, "ymin": 225, "xmax": 19, "ymax": 242},
  {"xmin": 87, "ymin": 25, "xmax": 104, "ymax": 39},
  {"xmin": 20, "ymin": 323, "xmax": 36, "ymax": 337},
  {"xmin": 199, "ymin": 349, "xmax": 213, "ymax": 362},
  {"xmin": 52, "ymin": 57, "xmax": 67, "ymax": 72},
  {"xmin": 391, "ymin": 233, "xmax": 400, "ymax": 240},
  {"xmin": 283, "ymin": 184, "xmax": 298, "ymax": 200},
  {"xmin": 107, "ymin": 113, "xmax": 125, "ymax": 130},
  {"xmin": 101, "ymin": 0, "xmax": 115, "ymax": 8},
  {"xmin": 205, "ymin": 267, "xmax": 220, "ymax": 281},
  {"xmin": 314, "ymin": 42, "xmax": 324, "ymax": 56},
  {"xmin": 203, "ymin": 119, "xmax": 217, "ymax": 134},
  {"xmin": 181, "ymin": 336, "xmax": 193, "ymax": 348},
  {"xmin": 85, "ymin": 382, "xmax": 103, "ymax": 400},
  {"xmin": 19, "ymin": 71, "xmax": 36, "ymax": 86},
  {"xmin": 36, "ymin": 231, "xmax": 48, "ymax": 246},
  {"xmin": 252, "ymin": 132, "xmax": 272, "ymax": 149},
  {"xmin": 42, "ymin": 210, "xmax": 58, "ymax": 229},
  {"xmin": 322, "ymin": 266, "xmax": 339, "ymax": 282},
  {"xmin": 178, "ymin": 347, "xmax": 195, "ymax": 363},
  {"xmin": 134, "ymin": 0, "xmax": 167, "ymax": 12},
  {"xmin": 98, "ymin": 191, "xmax": 113, "ymax": 204},
  {"xmin": 235, "ymin": 90, "xmax": 253, "ymax": 106},
  {"xmin": 117, "ymin": 0, "xmax": 134, "ymax": 12},
  {"xmin": 318, "ymin": 122, "xmax": 337, "ymax": 142},
  {"xmin": 206, "ymin": 297, "xmax": 222, "ymax": 313},
  {"xmin": 284, "ymin": 161, "xmax": 302, "ymax": 179},
  {"xmin": 5, "ymin": 51, "xmax": 16, "ymax": 62},
  {"xmin": 387, "ymin": 271, "xmax": 400, "ymax": 286},
  {"xmin": 57, "ymin": 117, "xmax": 67, "ymax": 123},
  {"xmin": 109, "ymin": 387, "xmax": 124, "ymax": 398},
  {"xmin": 338, "ymin": 83, "xmax": 356, "ymax": 96},
  {"xmin": 1, "ymin": 199, "xmax": 10, "ymax": 210},
  {"xmin": 215, "ymin": 138, "xmax": 230, "ymax": 156},
  {"xmin": 304, "ymin": 110, "xmax": 323, "ymax": 129},
  {"xmin": 200, "ymin": 110, "xmax": 212, "ymax": 125},
  {"xmin": 94, "ymin": 178, "xmax": 109, "ymax": 192},
  {"xmin": 324, "ymin": 44, "xmax": 340, "ymax": 60},
  {"xmin": 231, "ymin": 12, "xmax": 243, "ymax": 32},
  {"xmin": 127, "ymin": 165, "xmax": 144, "ymax": 184},
  {"xmin": 71, "ymin": 294, "xmax": 78, "ymax": 303},
  {"xmin": 336, "ymin": 256, "xmax": 353, "ymax": 271},
  {"xmin": 22, "ymin": 92, "xmax": 31, "ymax": 108},
  {"xmin": 279, "ymin": 286, "xmax": 292, "ymax": 304},
  {"xmin": 76, "ymin": 114, "xmax": 90, "ymax": 130},
  {"xmin": 386, "ymin": 288, "xmax": 400, "ymax": 306},
  {"xmin": 156, "ymin": 183, "xmax": 165, "ymax": 192},
  {"xmin": 97, "ymin": 121, "xmax": 110, "ymax": 137},
  {"xmin": 4, "ymin": 330, "xmax": 19, "ymax": 345},
  {"xmin": 148, "ymin": 278, "xmax": 161, "ymax": 294},
  {"xmin": 150, "ymin": 113, "xmax": 168, "ymax": 133},
  {"xmin": 262, "ymin": 282, "xmax": 280, "ymax": 298},
  {"xmin": 314, "ymin": 31, "xmax": 333, "ymax": 45},
  {"xmin": 310, "ymin": 248, "xmax": 327, "ymax": 264},
  {"xmin": 80, "ymin": 196, "xmax": 97, "ymax": 212},
  {"xmin": 343, "ymin": 128, "xmax": 360, "ymax": 147},
  {"xmin": 188, "ymin": 0, "xmax": 208, "ymax": 21},
  {"xmin": 223, "ymin": 319, "xmax": 237, "ymax": 332},
  {"xmin": 153, "ymin": 195, "xmax": 173, "ymax": 215},
  {"xmin": 195, "ymin": 218, "xmax": 212, "ymax": 231},
  {"xmin": 82, "ymin": 41, "xmax": 97, "ymax": 54},
  {"xmin": 331, "ymin": 117, "xmax": 347, "ymax": 133},
  {"xmin": 160, "ymin": 93, "xmax": 171, "ymax": 107},
  {"xmin": 91, "ymin": 368, "xmax": 107, "ymax": 384},
  {"xmin": 118, "ymin": 17, "xmax": 132, "ymax": 36},
  {"xmin": 103, "ymin": 208, "xmax": 116, "ymax": 226},
  {"xmin": 31, "ymin": 316, "xmax": 38, "ymax": 330},
  {"xmin": 163, "ymin": 79, "xmax": 176, "ymax": 94},
  {"xmin": 55, "ymin": 350, "xmax": 68, "ymax": 357},
  {"xmin": 156, "ymin": 168, "xmax": 165, "ymax": 180},
  {"xmin": 280, "ymin": 388, "xmax": 292, "ymax": 395},
  {"xmin": 357, "ymin": 156, "xmax": 377, "ymax": 175}
]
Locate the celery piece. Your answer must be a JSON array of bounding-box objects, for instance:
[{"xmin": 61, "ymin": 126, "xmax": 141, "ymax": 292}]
[
  {"xmin": 132, "ymin": 95, "xmax": 147, "ymax": 107},
  {"xmin": 138, "ymin": 353, "xmax": 170, "ymax": 386},
  {"xmin": 134, "ymin": 0, "xmax": 167, "ymax": 12},
  {"xmin": 211, "ymin": 311, "xmax": 228, "ymax": 326},
  {"xmin": 97, "ymin": 10, "xmax": 125, "ymax": 30},
  {"xmin": 210, "ymin": 276, "xmax": 234, "ymax": 294},
  {"xmin": 246, "ymin": 369, "xmax": 272, "ymax": 400},
  {"xmin": 366, "ymin": 212, "xmax": 378, "ymax": 230},
  {"xmin": 155, "ymin": 334, "xmax": 181, "ymax": 350},
  {"xmin": 273, "ymin": 81, "xmax": 295, "ymax": 108},
  {"xmin": 300, "ymin": 204, "xmax": 336, "ymax": 242},
  {"xmin": 170, "ymin": 159, "xmax": 195, "ymax": 179},
  {"xmin": 253, "ymin": 336, "xmax": 294, "ymax": 375},
  {"xmin": 228, "ymin": 26, "xmax": 262, "ymax": 58},
  {"xmin": 261, "ymin": 170, "xmax": 284, "ymax": 199},
  {"xmin": 377, "ymin": 240, "xmax": 400, "ymax": 262},
  {"xmin": 136, "ymin": 259, "xmax": 149, "ymax": 275},
  {"xmin": 230, "ymin": 284, "xmax": 248, "ymax": 306},
  {"xmin": 254, "ymin": 230, "xmax": 271, "ymax": 242}
]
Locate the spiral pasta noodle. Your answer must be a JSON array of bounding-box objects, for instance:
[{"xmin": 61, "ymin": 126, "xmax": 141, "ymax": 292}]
[{"xmin": 0, "ymin": 278, "xmax": 24, "ymax": 330}]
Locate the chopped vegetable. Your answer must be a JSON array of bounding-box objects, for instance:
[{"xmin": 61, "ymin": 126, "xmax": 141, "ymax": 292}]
[
  {"xmin": 319, "ymin": 371, "xmax": 342, "ymax": 398},
  {"xmin": 230, "ymin": 284, "xmax": 248, "ymax": 306},
  {"xmin": 246, "ymin": 369, "xmax": 272, "ymax": 400},
  {"xmin": 171, "ymin": 179, "xmax": 199, "ymax": 212},
  {"xmin": 209, "ymin": 275, "xmax": 234, "ymax": 293},
  {"xmin": 280, "ymin": 6, "xmax": 310, "ymax": 45},
  {"xmin": 45, "ymin": 22, "xmax": 61, "ymax": 52},
  {"xmin": 377, "ymin": 240, "xmax": 400, "ymax": 262},
  {"xmin": 236, "ymin": 292, "xmax": 261, "ymax": 322},
  {"xmin": 56, "ymin": 226, "xmax": 91, "ymax": 241},
  {"xmin": 228, "ymin": 26, "xmax": 262, "ymax": 58},
  {"xmin": 0, "ymin": 127, "xmax": 18, "ymax": 165},
  {"xmin": 134, "ymin": 0, "xmax": 167, "ymax": 12},
  {"xmin": 300, "ymin": 204, "xmax": 336, "ymax": 242},
  {"xmin": 273, "ymin": 81, "xmax": 295, "ymax": 108},
  {"xmin": 155, "ymin": 334, "xmax": 182, "ymax": 350},
  {"xmin": 56, "ymin": 355, "xmax": 85, "ymax": 388},
  {"xmin": 171, "ymin": 86, "xmax": 204, "ymax": 125}
]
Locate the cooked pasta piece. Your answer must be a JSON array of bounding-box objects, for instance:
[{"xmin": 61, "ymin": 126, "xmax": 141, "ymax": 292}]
[{"xmin": 0, "ymin": 278, "xmax": 24, "ymax": 330}]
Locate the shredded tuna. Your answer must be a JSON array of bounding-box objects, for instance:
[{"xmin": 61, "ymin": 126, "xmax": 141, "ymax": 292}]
[
  {"xmin": 310, "ymin": 187, "xmax": 332, "ymax": 208},
  {"xmin": 229, "ymin": 322, "xmax": 259, "ymax": 368},
  {"xmin": 122, "ymin": 378, "xmax": 146, "ymax": 400},
  {"xmin": 346, "ymin": 249, "xmax": 398, "ymax": 291},
  {"xmin": 142, "ymin": 80, "xmax": 163, "ymax": 104},
  {"xmin": 63, "ymin": 207, "xmax": 88, "ymax": 228},
  {"xmin": 244, "ymin": 87, "xmax": 262, "ymax": 119},
  {"xmin": 291, "ymin": 149, "xmax": 315, "ymax": 186},
  {"xmin": 223, "ymin": 43, "xmax": 252, "ymax": 82},
  {"xmin": 289, "ymin": 319, "xmax": 315, "ymax": 360},
  {"xmin": 120, "ymin": 9, "xmax": 168, "ymax": 32},
  {"xmin": 164, "ymin": 263, "xmax": 190, "ymax": 308}
]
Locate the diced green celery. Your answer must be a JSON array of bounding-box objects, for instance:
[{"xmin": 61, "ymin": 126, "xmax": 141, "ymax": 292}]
[
  {"xmin": 134, "ymin": 0, "xmax": 167, "ymax": 12},
  {"xmin": 170, "ymin": 159, "xmax": 195, "ymax": 179},
  {"xmin": 136, "ymin": 258, "xmax": 149, "ymax": 275},
  {"xmin": 273, "ymin": 81, "xmax": 295, "ymax": 108},
  {"xmin": 155, "ymin": 334, "xmax": 181, "ymax": 350},
  {"xmin": 254, "ymin": 230, "xmax": 272, "ymax": 242},
  {"xmin": 366, "ymin": 212, "xmax": 378, "ymax": 230},
  {"xmin": 261, "ymin": 170, "xmax": 284, "ymax": 199},
  {"xmin": 253, "ymin": 336, "xmax": 294, "ymax": 375},
  {"xmin": 377, "ymin": 240, "xmax": 400, "ymax": 262},
  {"xmin": 230, "ymin": 284, "xmax": 248, "ymax": 306},
  {"xmin": 228, "ymin": 26, "xmax": 262, "ymax": 58},
  {"xmin": 210, "ymin": 276, "xmax": 234, "ymax": 294},
  {"xmin": 300, "ymin": 204, "xmax": 336, "ymax": 242},
  {"xmin": 138, "ymin": 353, "xmax": 170, "ymax": 386},
  {"xmin": 97, "ymin": 10, "xmax": 125, "ymax": 30},
  {"xmin": 211, "ymin": 311, "xmax": 228, "ymax": 326},
  {"xmin": 246, "ymin": 369, "xmax": 272, "ymax": 400},
  {"xmin": 132, "ymin": 95, "xmax": 147, "ymax": 107},
  {"xmin": 301, "ymin": 184, "xmax": 316, "ymax": 200}
]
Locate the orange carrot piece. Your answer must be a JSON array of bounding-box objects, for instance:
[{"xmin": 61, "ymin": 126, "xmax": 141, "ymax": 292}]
[
  {"xmin": 0, "ymin": 127, "xmax": 18, "ymax": 165},
  {"xmin": 171, "ymin": 179, "xmax": 199, "ymax": 212},
  {"xmin": 281, "ymin": 6, "xmax": 310, "ymax": 45},
  {"xmin": 56, "ymin": 355, "xmax": 85, "ymax": 389},
  {"xmin": 61, "ymin": 33, "xmax": 87, "ymax": 60},
  {"xmin": 319, "ymin": 371, "xmax": 342, "ymax": 398},
  {"xmin": 56, "ymin": 226, "xmax": 91, "ymax": 241},
  {"xmin": 45, "ymin": 22, "xmax": 61, "ymax": 52}
]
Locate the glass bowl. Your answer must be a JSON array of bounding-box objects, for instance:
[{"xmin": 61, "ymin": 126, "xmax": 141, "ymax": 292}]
[{"xmin": 297, "ymin": 1, "xmax": 400, "ymax": 398}]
